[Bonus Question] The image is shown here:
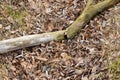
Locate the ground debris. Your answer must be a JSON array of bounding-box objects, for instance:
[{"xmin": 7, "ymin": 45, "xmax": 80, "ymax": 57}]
[{"xmin": 0, "ymin": 0, "xmax": 120, "ymax": 80}]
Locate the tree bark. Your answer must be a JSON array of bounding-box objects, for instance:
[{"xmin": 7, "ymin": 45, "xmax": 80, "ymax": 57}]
[{"xmin": 0, "ymin": 0, "xmax": 120, "ymax": 54}]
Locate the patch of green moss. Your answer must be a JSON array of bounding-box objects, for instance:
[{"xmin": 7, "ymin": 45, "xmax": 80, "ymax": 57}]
[
  {"xmin": 5, "ymin": 6, "xmax": 28, "ymax": 26},
  {"xmin": 108, "ymin": 55, "xmax": 120, "ymax": 80},
  {"xmin": 0, "ymin": 4, "xmax": 27, "ymax": 28},
  {"xmin": 0, "ymin": 62, "xmax": 8, "ymax": 80},
  {"xmin": 0, "ymin": 4, "xmax": 29, "ymax": 39},
  {"xmin": 112, "ymin": 14, "xmax": 120, "ymax": 23}
]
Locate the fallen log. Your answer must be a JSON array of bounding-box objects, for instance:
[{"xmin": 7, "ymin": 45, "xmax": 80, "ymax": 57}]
[{"xmin": 0, "ymin": 0, "xmax": 120, "ymax": 54}]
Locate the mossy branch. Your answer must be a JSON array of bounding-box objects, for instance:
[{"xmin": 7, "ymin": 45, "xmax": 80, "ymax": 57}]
[{"xmin": 0, "ymin": 0, "xmax": 119, "ymax": 54}]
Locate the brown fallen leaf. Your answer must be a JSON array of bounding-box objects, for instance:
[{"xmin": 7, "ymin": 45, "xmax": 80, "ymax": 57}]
[
  {"xmin": 47, "ymin": 58, "xmax": 60, "ymax": 63},
  {"xmin": 61, "ymin": 52, "xmax": 72, "ymax": 61},
  {"xmin": 36, "ymin": 56, "xmax": 48, "ymax": 61},
  {"xmin": 81, "ymin": 76, "xmax": 88, "ymax": 80},
  {"xmin": 75, "ymin": 69, "xmax": 84, "ymax": 75}
]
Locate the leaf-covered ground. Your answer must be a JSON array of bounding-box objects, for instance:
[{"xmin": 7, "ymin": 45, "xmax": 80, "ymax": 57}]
[{"xmin": 0, "ymin": 0, "xmax": 120, "ymax": 80}]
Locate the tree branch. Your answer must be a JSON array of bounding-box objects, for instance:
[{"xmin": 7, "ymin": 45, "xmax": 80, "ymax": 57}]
[
  {"xmin": 86, "ymin": 0, "xmax": 94, "ymax": 7},
  {"xmin": 0, "ymin": 0, "xmax": 119, "ymax": 54}
]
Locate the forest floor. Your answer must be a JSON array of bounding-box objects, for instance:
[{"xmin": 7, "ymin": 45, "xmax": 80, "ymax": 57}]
[{"xmin": 0, "ymin": 0, "xmax": 120, "ymax": 80}]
